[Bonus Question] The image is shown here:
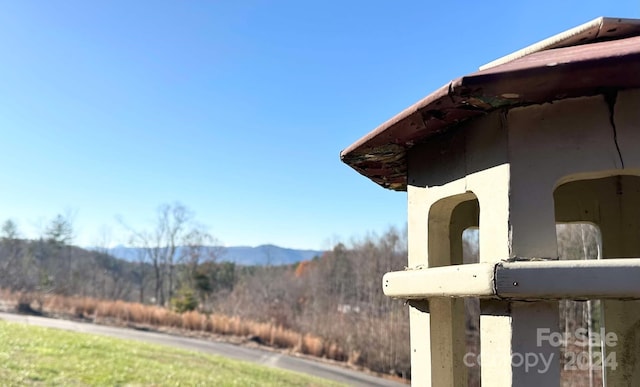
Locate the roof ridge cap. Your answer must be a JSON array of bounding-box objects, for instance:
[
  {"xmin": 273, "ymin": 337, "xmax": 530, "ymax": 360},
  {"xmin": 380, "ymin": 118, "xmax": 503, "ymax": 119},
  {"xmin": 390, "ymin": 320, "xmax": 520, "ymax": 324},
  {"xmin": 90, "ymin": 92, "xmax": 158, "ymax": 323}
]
[{"xmin": 479, "ymin": 17, "xmax": 640, "ymax": 70}]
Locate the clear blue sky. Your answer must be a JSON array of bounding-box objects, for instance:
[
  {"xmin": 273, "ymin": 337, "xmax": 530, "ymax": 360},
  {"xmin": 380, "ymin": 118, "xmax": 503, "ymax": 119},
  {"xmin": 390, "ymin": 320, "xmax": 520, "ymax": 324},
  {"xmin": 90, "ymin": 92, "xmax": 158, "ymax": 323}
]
[{"xmin": 0, "ymin": 1, "xmax": 637, "ymax": 249}]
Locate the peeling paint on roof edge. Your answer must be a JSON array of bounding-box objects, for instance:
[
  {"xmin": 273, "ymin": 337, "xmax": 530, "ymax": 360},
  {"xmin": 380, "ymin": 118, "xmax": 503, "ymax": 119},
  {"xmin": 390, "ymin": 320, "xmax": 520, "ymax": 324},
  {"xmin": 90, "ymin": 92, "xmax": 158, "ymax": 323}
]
[{"xmin": 341, "ymin": 34, "xmax": 640, "ymax": 192}]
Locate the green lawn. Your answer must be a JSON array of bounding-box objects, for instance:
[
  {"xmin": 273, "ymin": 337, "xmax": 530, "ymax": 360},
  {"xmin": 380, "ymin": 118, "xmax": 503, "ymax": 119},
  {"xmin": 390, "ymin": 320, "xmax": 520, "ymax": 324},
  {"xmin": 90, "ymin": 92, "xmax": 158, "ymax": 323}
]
[{"xmin": 0, "ymin": 321, "xmax": 342, "ymax": 386}]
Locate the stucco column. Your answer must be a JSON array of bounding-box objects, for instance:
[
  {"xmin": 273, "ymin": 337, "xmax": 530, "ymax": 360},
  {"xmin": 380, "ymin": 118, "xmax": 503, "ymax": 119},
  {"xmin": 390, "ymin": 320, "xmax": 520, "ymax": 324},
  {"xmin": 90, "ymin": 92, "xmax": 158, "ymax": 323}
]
[
  {"xmin": 407, "ymin": 181, "xmax": 479, "ymax": 386},
  {"xmin": 477, "ymin": 165, "xmax": 561, "ymax": 386},
  {"xmin": 597, "ymin": 176, "xmax": 640, "ymax": 386},
  {"xmin": 406, "ymin": 184, "xmax": 432, "ymax": 386}
]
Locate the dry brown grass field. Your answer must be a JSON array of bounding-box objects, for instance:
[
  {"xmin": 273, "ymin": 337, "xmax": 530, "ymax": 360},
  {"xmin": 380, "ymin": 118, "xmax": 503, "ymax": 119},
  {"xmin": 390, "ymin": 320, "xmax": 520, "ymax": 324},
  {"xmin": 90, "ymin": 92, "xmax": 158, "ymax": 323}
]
[{"xmin": 0, "ymin": 289, "xmax": 348, "ymax": 362}]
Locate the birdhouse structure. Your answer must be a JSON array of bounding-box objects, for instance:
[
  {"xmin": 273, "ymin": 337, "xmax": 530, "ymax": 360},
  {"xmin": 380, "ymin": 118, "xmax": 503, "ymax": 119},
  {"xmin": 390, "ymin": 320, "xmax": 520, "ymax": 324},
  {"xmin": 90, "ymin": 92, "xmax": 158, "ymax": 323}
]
[{"xmin": 341, "ymin": 17, "xmax": 640, "ymax": 386}]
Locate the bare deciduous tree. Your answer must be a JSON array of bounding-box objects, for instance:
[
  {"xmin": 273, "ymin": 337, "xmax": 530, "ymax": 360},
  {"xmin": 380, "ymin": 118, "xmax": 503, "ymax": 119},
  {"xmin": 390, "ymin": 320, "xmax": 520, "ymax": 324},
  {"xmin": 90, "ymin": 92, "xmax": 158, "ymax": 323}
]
[{"xmin": 124, "ymin": 202, "xmax": 195, "ymax": 305}]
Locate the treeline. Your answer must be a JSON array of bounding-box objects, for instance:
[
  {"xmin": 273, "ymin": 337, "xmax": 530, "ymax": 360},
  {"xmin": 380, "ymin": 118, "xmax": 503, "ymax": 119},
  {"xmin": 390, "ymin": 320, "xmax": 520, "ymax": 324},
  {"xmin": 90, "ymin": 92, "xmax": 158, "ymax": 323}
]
[
  {"xmin": 0, "ymin": 203, "xmax": 603, "ymax": 381},
  {"xmin": 0, "ymin": 204, "xmax": 231, "ymax": 307},
  {"xmin": 0, "ymin": 215, "xmax": 141, "ymax": 300},
  {"xmin": 0, "ymin": 204, "xmax": 412, "ymax": 376},
  {"xmin": 215, "ymin": 229, "xmax": 410, "ymax": 375}
]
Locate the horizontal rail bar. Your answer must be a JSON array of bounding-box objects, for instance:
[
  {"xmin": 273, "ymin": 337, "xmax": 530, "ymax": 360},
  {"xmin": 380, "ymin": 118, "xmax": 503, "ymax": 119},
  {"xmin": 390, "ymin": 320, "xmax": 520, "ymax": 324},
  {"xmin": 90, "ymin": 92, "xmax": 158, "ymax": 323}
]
[
  {"xmin": 383, "ymin": 263, "xmax": 495, "ymax": 298},
  {"xmin": 497, "ymin": 258, "xmax": 640, "ymax": 299},
  {"xmin": 383, "ymin": 258, "xmax": 640, "ymax": 300}
]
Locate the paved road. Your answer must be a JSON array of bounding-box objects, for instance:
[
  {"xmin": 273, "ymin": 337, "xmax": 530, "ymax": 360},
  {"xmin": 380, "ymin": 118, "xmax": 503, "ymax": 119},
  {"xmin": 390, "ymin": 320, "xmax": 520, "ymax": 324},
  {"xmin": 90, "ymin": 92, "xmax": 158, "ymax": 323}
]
[{"xmin": 0, "ymin": 312, "xmax": 406, "ymax": 387}]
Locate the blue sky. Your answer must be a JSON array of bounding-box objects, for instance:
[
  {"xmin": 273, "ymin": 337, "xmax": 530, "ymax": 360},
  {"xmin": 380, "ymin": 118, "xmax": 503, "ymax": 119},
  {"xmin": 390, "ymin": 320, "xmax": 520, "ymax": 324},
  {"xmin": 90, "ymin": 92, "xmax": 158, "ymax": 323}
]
[{"xmin": 0, "ymin": 1, "xmax": 637, "ymax": 249}]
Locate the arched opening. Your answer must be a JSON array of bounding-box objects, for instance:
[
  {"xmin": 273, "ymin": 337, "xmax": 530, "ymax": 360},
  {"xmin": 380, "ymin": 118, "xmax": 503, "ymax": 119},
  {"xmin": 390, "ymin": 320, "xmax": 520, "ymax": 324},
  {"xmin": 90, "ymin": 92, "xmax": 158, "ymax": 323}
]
[
  {"xmin": 463, "ymin": 227, "xmax": 480, "ymax": 387},
  {"xmin": 428, "ymin": 192, "xmax": 479, "ymax": 267},
  {"xmin": 556, "ymin": 222, "xmax": 604, "ymax": 386},
  {"xmin": 554, "ymin": 174, "xmax": 640, "ymax": 386},
  {"xmin": 428, "ymin": 193, "xmax": 480, "ymax": 386}
]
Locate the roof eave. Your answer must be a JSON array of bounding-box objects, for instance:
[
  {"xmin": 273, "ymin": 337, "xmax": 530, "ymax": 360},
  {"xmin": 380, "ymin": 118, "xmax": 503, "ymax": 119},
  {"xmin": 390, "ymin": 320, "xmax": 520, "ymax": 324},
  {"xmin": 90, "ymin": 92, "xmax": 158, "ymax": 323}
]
[{"xmin": 341, "ymin": 36, "xmax": 640, "ymax": 192}]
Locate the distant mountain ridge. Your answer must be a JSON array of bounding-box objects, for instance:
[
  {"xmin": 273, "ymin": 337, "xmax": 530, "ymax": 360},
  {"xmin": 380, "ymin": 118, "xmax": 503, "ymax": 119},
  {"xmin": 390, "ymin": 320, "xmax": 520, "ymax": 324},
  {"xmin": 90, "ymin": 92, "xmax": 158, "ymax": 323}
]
[
  {"xmin": 106, "ymin": 244, "xmax": 324, "ymax": 266},
  {"xmin": 221, "ymin": 244, "xmax": 323, "ymax": 265}
]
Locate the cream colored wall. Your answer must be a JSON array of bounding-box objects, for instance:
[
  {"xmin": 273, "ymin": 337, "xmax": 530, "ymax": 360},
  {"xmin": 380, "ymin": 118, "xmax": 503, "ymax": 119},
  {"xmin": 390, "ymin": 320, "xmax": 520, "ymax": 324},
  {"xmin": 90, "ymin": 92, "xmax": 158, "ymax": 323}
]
[{"xmin": 404, "ymin": 89, "xmax": 640, "ymax": 386}]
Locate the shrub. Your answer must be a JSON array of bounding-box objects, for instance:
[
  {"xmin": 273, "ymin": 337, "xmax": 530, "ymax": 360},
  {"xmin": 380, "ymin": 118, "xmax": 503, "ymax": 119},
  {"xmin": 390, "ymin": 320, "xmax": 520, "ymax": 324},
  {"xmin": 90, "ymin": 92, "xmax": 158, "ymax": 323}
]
[{"xmin": 171, "ymin": 288, "xmax": 198, "ymax": 313}]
